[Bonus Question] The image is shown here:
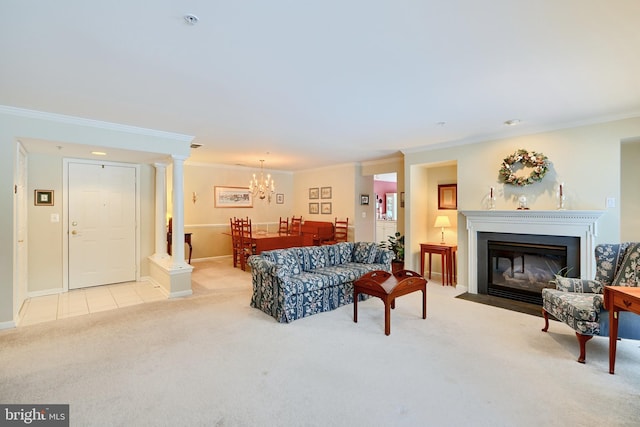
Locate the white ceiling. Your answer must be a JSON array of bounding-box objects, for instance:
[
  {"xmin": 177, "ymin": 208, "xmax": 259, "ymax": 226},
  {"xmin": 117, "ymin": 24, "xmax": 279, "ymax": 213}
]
[{"xmin": 2, "ymin": 1, "xmax": 640, "ymax": 171}]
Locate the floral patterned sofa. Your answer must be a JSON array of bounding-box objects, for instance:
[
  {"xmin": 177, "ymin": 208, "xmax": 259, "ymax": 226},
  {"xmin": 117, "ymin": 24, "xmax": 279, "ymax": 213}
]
[
  {"xmin": 542, "ymin": 242, "xmax": 640, "ymax": 363},
  {"xmin": 248, "ymin": 242, "xmax": 393, "ymax": 323}
]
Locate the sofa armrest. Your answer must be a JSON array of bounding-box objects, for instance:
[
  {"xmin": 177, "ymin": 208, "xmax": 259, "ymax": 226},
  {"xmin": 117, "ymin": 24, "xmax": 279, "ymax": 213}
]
[
  {"xmin": 248, "ymin": 256, "xmax": 276, "ymax": 275},
  {"xmin": 552, "ymin": 275, "xmax": 603, "ymax": 294},
  {"xmin": 376, "ymin": 248, "xmax": 394, "ymax": 267}
]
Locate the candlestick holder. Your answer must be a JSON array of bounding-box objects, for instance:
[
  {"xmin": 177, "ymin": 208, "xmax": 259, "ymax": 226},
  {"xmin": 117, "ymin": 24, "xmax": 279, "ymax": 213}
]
[
  {"xmin": 488, "ymin": 195, "xmax": 496, "ymax": 210},
  {"xmin": 557, "ymin": 194, "xmax": 566, "ymax": 210}
]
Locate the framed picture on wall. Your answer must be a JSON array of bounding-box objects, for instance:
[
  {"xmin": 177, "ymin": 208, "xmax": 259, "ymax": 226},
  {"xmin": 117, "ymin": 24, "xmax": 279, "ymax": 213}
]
[
  {"xmin": 400, "ymin": 192, "xmax": 405, "ymax": 208},
  {"xmin": 34, "ymin": 189, "xmax": 54, "ymax": 206},
  {"xmin": 360, "ymin": 194, "xmax": 369, "ymax": 205},
  {"xmin": 321, "ymin": 202, "xmax": 332, "ymax": 214},
  {"xmin": 321, "ymin": 186, "xmax": 332, "ymax": 199},
  {"xmin": 438, "ymin": 184, "xmax": 457, "ymax": 210},
  {"xmin": 214, "ymin": 186, "xmax": 253, "ymax": 208},
  {"xmin": 309, "ymin": 202, "xmax": 319, "ymax": 214},
  {"xmin": 309, "ymin": 187, "xmax": 319, "ymax": 199}
]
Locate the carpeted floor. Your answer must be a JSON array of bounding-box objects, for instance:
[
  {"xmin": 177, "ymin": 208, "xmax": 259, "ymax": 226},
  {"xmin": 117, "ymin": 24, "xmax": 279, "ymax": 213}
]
[{"xmin": 1, "ymin": 258, "xmax": 639, "ymax": 426}]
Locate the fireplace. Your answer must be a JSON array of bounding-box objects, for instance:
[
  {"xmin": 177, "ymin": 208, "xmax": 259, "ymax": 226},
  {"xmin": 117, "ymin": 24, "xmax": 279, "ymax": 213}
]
[
  {"xmin": 477, "ymin": 232, "xmax": 580, "ymax": 305},
  {"xmin": 460, "ymin": 210, "xmax": 604, "ymax": 296}
]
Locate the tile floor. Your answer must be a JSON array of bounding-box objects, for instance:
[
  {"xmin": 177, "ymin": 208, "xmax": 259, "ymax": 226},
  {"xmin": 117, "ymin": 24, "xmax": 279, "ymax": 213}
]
[{"xmin": 18, "ymin": 281, "xmax": 166, "ymax": 327}]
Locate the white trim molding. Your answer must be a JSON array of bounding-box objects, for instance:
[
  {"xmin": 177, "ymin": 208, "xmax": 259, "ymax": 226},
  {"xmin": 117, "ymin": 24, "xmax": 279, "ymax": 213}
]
[{"xmin": 460, "ymin": 210, "xmax": 605, "ymax": 294}]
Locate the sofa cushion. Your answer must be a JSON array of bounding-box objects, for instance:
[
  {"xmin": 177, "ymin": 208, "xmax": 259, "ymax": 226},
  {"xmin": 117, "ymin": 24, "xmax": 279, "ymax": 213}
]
[
  {"xmin": 337, "ymin": 242, "xmax": 354, "ymax": 264},
  {"xmin": 263, "ymin": 249, "xmax": 301, "ymax": 276},
  {"xmin": 554, "ymin": 275, "xmax": 603, "ymax": 294},
  {"xmin": 542, "ymin": 288, "xmax": 600, "ymax": 335},
  {"xmin": 352, "ymin": 242, "xmax": 379, "ymax": 264},
  {"xmin": 611, "ymin": 242, "xmax": 640, "ymax": 287},
  {"xmin": 282, "ymin": 272, "xmax": 336, "ymax": 295},
  {"xmin": 295, "ymin": 246, "xmax": 329, "ymax": 271}
]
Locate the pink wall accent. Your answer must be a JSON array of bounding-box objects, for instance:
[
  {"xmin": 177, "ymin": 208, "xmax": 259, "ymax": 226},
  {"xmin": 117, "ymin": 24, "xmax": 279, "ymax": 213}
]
[{"xmin": 374, "ymin": 180, "xmax": 397, "ymax": 216}]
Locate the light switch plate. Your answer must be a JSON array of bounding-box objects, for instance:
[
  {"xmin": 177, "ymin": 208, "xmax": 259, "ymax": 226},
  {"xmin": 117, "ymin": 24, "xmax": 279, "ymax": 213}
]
[
  {"xmin": 606, "ymin": 197, "xmax": 616, "ymax": 208},
  {"xmin": 50, "ymin": 213, "xmax": 59, "ymax": 223}
]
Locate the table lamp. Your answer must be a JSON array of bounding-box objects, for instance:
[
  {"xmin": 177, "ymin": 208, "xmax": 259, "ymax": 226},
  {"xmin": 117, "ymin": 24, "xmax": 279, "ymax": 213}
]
[{"xmin": 434, "ymin": 215, "xmax": 451, "ymax": 244}]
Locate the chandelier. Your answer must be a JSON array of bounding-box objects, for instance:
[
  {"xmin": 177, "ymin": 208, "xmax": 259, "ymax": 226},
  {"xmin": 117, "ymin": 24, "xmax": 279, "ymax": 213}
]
[{"xmin": 249, "ymin": 159, "xmax": 275, "ymax": 203}]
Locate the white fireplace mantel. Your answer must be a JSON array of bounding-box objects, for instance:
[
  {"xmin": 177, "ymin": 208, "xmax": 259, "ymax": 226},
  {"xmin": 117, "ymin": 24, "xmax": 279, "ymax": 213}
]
[{"xmin": 460, "ymin": 210, "xmax": 605, "ymax": 294}]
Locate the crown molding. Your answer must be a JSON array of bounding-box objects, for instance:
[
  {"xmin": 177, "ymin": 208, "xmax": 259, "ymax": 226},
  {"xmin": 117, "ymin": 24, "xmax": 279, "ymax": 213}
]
[{"xmin": 0, "ymin": 105, "xmax": 194, "ymax": 143}]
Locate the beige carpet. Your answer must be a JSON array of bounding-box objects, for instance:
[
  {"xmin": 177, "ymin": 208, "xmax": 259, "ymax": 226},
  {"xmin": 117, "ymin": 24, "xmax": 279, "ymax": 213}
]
[{"xmin": 1, "ymin": 258, "xmax": 639, "ymax": 426}]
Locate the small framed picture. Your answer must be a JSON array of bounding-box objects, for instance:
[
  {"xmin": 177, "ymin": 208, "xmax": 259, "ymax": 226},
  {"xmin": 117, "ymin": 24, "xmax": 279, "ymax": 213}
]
[
  {"xmin": 321, "ymin": 186, "xmax": 332, "ymax": 199},
  {"xmin": 321, "ymin": 202, "xmax": 332, "ymax": 214},
  {"xmin": 276, "ymin": 193, "xmax": 284, "ymax": 204},
  {"xmin": 360, "ymin": 194, "xmax": 369, "ymax": 205},
  {"xmin": 400, "ymin": 192, "xmax": 405, "ymax": 208},
  {"xmin": 309, "ymin": 187, "xmax": 319, "ymax": 199},
  {"xmin": 309, "ymin": 202, "xmax": 319, "ymax": 214},
  {"xmin": 438, "ymin": 184, "xmax": 457, "ymax": 210},
  {"xmin": 35, "ymin": 190, "xmax": 54, "ymax": 206}
]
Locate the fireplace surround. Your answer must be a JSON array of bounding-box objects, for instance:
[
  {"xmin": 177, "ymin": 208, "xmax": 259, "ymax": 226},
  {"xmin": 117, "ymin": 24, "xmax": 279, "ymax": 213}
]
[{"xmin": 460, "ymin": 210, "xmax": 605, "ymax": 295}]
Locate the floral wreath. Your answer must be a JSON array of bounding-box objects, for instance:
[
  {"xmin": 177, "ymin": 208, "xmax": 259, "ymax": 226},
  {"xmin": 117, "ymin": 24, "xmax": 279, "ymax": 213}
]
[{"xmin": 498, "ymin": 149, "xmax": 549, "ymax": 186}]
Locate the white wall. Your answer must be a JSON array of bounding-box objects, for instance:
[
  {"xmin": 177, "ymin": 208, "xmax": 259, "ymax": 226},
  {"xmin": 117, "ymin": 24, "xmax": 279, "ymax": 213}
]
[
  {"xmin": 0, "ymin": 106, "xmax": 191, "ymax": 324},
  {"xmin": 621, "ymin": 141, "xmax": 640, "ymax": 242},
  {"xmin": 182, "ymin": 162, "xmax": 295, "ymax": 258},
  {"xmin": 405, "ymin": 116, "xmax": 640, "ymax": 286}
]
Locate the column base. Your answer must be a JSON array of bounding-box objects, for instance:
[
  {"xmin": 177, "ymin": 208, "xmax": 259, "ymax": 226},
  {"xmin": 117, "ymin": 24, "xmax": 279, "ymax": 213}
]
[{"xmin": 148, "ymin": 256, "xmax": 193, "ymax": 298}]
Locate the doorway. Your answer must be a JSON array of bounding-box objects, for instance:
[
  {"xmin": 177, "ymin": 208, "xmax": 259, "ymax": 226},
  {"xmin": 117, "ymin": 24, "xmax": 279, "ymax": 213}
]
[
  {"xmin": 65, "ymin": 160, "xmax": 139, "ymax": 290},
  {"xmin": 374, "ymin": 173, "xmax": 397, "ymax": 243}
]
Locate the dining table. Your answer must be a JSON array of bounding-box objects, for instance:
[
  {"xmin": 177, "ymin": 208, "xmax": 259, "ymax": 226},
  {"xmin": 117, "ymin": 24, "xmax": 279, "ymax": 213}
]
[{"xmin": 225, "ymin": 231, "xmax": 306, "ymax": 255}]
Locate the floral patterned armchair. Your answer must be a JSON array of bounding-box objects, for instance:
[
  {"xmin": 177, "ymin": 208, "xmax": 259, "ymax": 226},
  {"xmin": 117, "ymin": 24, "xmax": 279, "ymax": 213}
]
[{"xmin": 542, "ymin": 242, "xmax": 640, "ymax": 363}]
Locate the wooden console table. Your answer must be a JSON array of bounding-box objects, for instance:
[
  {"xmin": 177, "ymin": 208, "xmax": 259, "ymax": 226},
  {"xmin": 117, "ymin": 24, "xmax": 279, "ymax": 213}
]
[
  {"xmin": 353, "ymin": 269, "xmax": 427, "ymax": 335},
  {"xmin": 420, "ymin": 243, "xmax": 457, "ymax": 286},
  {"xmin": 604, "ymin": 285, "xmax": 640, "ymax": 374}
]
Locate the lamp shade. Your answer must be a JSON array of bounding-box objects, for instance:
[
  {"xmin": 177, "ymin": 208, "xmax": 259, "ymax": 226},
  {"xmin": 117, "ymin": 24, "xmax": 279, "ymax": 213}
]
[{"xmin": 434, "ymin": 216, "xmax": 451, "ymax": 228}]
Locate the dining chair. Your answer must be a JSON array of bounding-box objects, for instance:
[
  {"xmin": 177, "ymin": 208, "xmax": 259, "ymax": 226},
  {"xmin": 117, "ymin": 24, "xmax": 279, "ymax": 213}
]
[
  {"xmin": 278, "ymin": 217, "xmax": 289, "ymax": 235},
  {"xmin": 290, "ymin": 216, "xmax": 303, "ymax": 235},
  {"xmin": 230, "ymin": 217, "xmax": 243, "ymax": 268},
  {"xmin": 322, "ymin": 217, "xmax": 349, "ymax": 244},
  {"xmin": 239, "ymin": 218, "xmax": 256, "ymax": 271}
]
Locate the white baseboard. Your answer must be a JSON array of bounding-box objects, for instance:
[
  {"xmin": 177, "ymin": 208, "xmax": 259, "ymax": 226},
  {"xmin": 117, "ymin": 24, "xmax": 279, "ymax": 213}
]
[
  {"xmin": 0, "ymin": 320, "xmax": 17, "ymax": 330},
  {"xmin": 169, "ymin": 289, "xmax": 193, "ymax": 298},
  {"xmin": 28, "ymin": 288, "xmax": 64, "ymax": 298}
]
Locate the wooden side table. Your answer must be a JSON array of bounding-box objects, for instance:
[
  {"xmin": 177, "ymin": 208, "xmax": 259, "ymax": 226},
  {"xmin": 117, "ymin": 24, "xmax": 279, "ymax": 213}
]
[
  {"xmin": 420, "ymin": 243, "xmax": 457, "ymax": 286},
  {"xmin": 604, "ymin": 286, "xmax": 640, "ymax": 374},
  {"xmin": 353, "ymin": 269, "xmax": 427, "ymax": 335}
]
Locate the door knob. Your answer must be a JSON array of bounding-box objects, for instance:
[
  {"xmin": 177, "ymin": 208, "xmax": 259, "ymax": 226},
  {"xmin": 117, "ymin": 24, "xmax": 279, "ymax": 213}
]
[{"xmin": 71, "ymin": 230, "xmax": 78, "ymax": 235}]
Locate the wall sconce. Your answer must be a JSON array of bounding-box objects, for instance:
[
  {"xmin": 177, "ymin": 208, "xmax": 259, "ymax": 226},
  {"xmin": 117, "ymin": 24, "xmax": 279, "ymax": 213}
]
[{"xmin": 192, "ymin": 192, "xmax": 197, "ymax": 204}]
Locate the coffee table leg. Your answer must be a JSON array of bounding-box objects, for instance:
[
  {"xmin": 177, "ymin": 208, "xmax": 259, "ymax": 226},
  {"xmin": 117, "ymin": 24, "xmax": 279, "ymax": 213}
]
[
  {"xmin": 384, "ymin": 300, "xmax": 391, "ymax": 335},
  {"xmin": 422, "ymin": 288, "xmax": 427, "ymax": 319},
  {"xmin": 353, "ymin": 291, "xmax": 358, "ymax": 323}
]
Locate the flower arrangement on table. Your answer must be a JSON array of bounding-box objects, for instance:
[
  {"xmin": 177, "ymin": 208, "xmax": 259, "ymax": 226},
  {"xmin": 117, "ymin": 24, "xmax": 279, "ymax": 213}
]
[{"xmin": 498, "ymin": 149, "xmax": 549, "ymax": 186}]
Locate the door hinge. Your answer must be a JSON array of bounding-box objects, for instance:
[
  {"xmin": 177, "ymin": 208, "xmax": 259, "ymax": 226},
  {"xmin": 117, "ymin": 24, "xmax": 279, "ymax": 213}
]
[{"xmin": 15, "ymin": 184, "xmax": 17, "ymax": 194}]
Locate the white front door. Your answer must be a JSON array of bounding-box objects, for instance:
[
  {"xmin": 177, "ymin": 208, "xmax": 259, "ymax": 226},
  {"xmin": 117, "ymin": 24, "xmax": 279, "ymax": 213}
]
[{"xmin": 68, "ymin": 161, "xmax": 137, "ymax": 289}]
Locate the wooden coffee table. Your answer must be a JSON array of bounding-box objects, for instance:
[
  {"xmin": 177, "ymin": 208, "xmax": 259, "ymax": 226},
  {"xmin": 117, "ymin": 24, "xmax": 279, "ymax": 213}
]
[{"xmin": 353, "ymin": 269, "xmax": 427, "ymax": 335}]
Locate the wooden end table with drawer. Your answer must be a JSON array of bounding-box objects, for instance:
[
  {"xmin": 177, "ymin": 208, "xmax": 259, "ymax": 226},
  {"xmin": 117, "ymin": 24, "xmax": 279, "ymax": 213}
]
[
  {"xmin": 353, "ymin": 269, "xmax": 427, "ymax": 335},
  {"xmin": 604, "ymin": 285, "xmax": 640, "ymax": 374}
]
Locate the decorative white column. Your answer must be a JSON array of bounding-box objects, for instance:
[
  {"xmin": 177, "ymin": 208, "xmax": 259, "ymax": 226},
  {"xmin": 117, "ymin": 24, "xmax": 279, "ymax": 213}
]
[
  {"xmin": 153, "ymin": 161, "xmax": 169, "ymax": 259},
  {"xmin": 170, "ymin": 155, "xmax": 189, "ymax": 269}
]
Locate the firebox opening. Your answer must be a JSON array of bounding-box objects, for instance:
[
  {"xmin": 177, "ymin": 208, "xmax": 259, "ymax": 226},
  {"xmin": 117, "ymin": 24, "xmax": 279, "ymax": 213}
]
[{"xmin": 477, "ymin": 233, "xmax": 580, "ymax": 306}]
